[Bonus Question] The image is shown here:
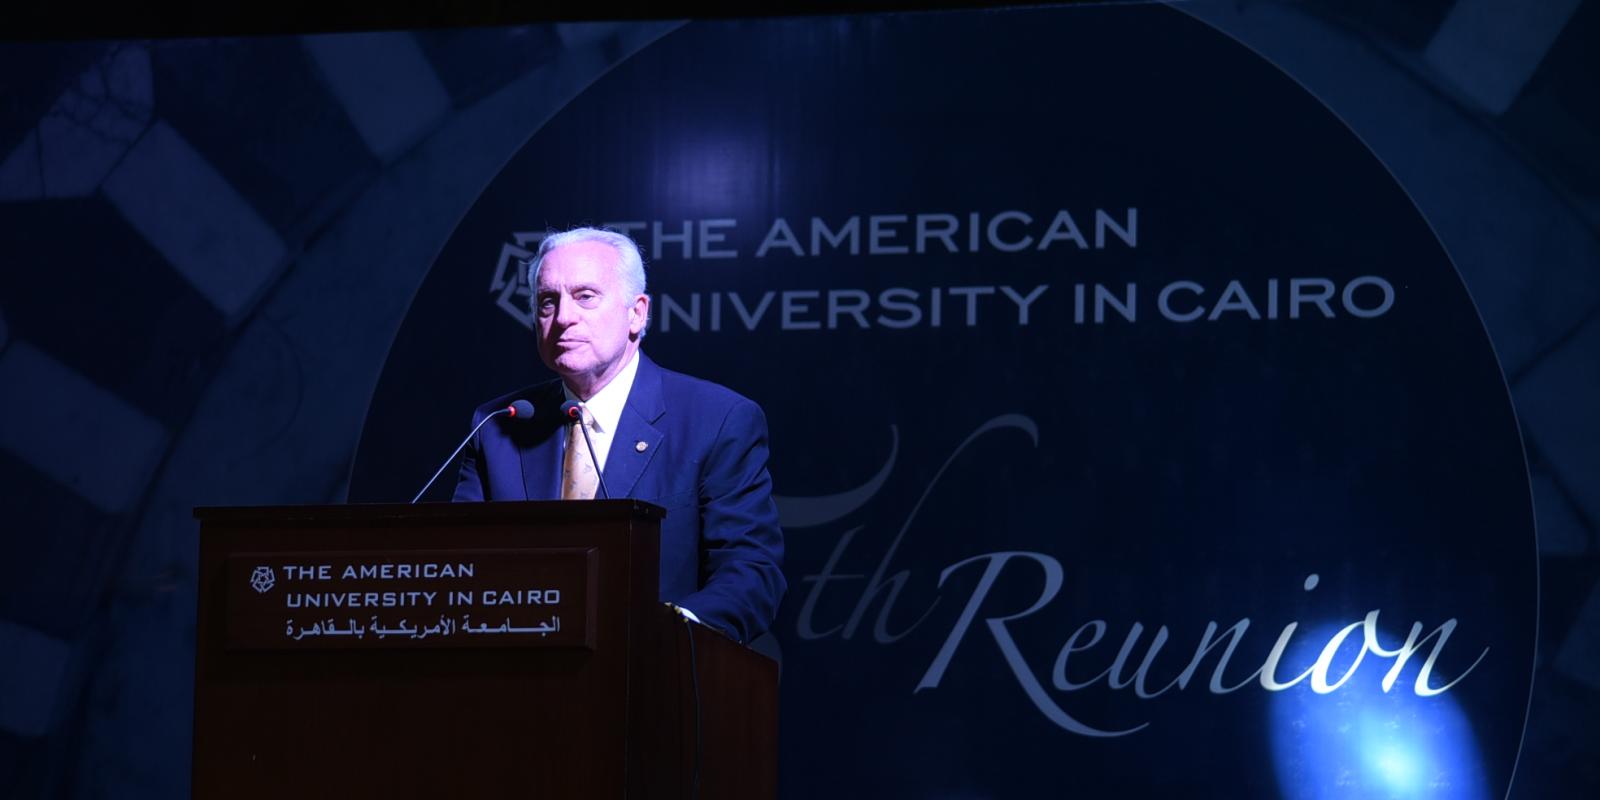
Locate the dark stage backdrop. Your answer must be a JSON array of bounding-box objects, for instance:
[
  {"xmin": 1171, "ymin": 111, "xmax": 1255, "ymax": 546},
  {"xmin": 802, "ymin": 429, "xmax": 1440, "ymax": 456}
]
[
  {"xmin": 350, "ymin": 10, "xmax": 1531, "ymax": 797},
  {"xmin": 2, "ymin": 2, "xmax": 1597, "ymax": 799}
]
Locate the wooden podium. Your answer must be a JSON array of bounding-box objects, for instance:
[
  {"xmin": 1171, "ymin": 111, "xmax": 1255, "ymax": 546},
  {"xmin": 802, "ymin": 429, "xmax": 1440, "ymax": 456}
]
[{"xmin": 192, "ymin": 500, "xmax": 778, "ymax": 799}]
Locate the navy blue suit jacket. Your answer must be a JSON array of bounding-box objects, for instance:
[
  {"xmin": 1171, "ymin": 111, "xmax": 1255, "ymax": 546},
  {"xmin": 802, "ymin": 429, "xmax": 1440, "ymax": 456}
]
[{"xmin": 451, "ymin": 354, "xmax": 785, "ymax": 642}]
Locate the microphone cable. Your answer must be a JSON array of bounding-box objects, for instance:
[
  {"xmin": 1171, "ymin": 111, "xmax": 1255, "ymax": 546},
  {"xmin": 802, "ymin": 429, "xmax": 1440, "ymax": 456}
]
[{"xmin": 684, "ymin": 614, "xmax": 703, "ymax": 800}]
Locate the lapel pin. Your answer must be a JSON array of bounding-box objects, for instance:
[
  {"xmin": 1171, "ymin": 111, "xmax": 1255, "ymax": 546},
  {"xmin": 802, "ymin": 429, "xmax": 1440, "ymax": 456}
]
[{"xmin": 635, "ymin": 441, "xmax": 648, "ymax": 453}]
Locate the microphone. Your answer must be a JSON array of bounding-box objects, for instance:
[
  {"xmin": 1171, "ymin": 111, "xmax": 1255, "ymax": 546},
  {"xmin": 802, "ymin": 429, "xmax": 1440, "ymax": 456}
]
[
  {"xmin": 412, "ymin": 400, "xmax": 535, "ymax": 503},
  {"xmin": 560, "ymin": 400, "xmax": 610, "ymax": 499}
]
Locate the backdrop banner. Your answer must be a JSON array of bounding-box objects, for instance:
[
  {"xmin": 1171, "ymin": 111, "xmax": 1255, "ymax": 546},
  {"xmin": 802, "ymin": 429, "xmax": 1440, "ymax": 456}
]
[{"xmin": 341, "ymin": 6, "xmax": 1536, "ymax": 798}]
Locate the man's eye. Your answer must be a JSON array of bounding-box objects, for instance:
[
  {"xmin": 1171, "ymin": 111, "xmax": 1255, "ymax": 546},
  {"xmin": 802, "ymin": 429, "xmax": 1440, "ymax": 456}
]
[
  {"xmin": 576, "ymin": 292, "xmax": 600, "ymax": 305},
  {"xmin": 536, "ymin": 296, "xmax": 556, "ymax": 313}
]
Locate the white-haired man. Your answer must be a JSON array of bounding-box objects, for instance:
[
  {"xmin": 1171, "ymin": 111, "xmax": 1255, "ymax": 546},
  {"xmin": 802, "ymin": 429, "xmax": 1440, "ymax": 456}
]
[{"xmin": 453, "ymin": 228, "xmax": 785, "ymax": 642}]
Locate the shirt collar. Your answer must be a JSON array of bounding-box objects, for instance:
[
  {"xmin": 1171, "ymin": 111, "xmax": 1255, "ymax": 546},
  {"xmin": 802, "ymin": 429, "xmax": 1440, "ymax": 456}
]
[{"xmin": 562, "ymin": 349, "xmax": 640, "ymax": 434}]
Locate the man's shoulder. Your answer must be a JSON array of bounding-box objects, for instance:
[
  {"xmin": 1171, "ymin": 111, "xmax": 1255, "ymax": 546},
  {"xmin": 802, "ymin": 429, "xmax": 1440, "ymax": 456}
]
[{"xmin": 649, "ymin": 358, "xmax": 763, "ymax": 414}]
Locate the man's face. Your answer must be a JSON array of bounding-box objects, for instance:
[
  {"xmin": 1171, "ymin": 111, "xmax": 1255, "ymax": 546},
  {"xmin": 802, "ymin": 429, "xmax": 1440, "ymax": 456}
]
[{"xmin": 533, "ymin": 240, "xmax": 648, "ymax": 394}]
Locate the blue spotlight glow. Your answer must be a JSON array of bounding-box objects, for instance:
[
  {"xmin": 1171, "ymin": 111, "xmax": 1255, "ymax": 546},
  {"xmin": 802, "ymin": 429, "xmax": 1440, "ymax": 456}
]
[
  {"xmin": 1370, "ymin": 743, "xmax": 1418, "ymax": 790},
  {"xmin": 1269, "ymin": 622, "xmax": 1489, "ymax": 800}
]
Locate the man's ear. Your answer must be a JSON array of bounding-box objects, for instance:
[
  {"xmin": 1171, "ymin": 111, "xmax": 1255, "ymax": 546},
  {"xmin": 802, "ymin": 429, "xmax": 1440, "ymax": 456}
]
[{"xmin": 629, "ymin": 294, "xmax": 651, "ymax": 336}]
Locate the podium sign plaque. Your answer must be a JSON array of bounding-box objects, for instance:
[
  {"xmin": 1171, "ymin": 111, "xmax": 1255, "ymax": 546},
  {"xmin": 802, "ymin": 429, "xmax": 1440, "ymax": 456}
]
[{"xmin": 223, "ymin": 548, "xmax": 596, "ymax": 650}]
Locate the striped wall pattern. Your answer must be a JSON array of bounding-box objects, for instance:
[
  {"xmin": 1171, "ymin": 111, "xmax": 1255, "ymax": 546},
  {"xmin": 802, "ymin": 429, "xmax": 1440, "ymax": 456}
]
[{"xmin": 0, "ymin": 23, "xmax": 680, "ymax": 797}]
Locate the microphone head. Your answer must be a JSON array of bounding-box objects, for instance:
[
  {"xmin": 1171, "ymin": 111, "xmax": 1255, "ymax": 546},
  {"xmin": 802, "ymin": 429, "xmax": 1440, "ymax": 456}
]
[
  {"xmin": 507, "ymin": 399, "xmax": 536, "ymax": 419},
  {"xmin": 559, "ymin": 400, "xmax": 583, "ymax": 422}
]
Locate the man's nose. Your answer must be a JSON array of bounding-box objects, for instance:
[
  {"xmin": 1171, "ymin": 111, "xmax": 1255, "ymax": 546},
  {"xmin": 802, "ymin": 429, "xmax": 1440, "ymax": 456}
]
[{"xmin": 553, "ymin": 295, "xmax": 579, "ymax": 326}]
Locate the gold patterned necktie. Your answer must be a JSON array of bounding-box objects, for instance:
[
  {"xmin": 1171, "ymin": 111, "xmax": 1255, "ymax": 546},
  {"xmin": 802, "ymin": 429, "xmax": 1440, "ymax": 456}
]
[{"xmin": 561, "ymin": 406, "xmax": 600, "ymax": 500}]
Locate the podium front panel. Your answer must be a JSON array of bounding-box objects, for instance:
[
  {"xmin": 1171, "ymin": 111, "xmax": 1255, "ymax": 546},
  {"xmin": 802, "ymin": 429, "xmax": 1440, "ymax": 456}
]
[{"xmin": 192, "ymin": 501, "xmax": 662, "ymax": 800}]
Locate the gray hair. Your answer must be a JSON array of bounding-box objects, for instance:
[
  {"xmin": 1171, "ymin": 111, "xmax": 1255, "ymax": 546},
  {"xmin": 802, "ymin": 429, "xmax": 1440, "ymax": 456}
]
[{"xmin": 527, "ymin": 227, "xmax": 648, "ymax": 299}]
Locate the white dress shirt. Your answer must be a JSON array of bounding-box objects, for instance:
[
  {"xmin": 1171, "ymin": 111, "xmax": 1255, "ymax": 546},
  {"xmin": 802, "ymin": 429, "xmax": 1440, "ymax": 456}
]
[{"xmin": 561, "ymin": 348, "xmax": 641, "ymax": 472}]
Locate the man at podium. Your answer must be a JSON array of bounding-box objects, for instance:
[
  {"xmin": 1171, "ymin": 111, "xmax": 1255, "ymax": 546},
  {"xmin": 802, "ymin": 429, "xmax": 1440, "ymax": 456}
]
[{"xmin": 452, "ymin": 227, "xmax": 785, "ymax": 643}]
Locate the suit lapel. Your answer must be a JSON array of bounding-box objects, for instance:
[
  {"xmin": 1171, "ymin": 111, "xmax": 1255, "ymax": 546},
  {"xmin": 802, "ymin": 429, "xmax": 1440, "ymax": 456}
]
[
  {"xmin": 604, "ymin": 354, "xmax": 666, "ymax": 499},
  {"xmin": 518, "ymin": 383, "xmax": 566, "ymax": 500}
]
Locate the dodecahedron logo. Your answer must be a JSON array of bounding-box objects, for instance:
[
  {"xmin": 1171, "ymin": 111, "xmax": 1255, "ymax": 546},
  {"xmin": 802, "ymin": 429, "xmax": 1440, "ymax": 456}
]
[{"xmin": 249, "ymin": 566, "xmax": 275, "ymax": 594}]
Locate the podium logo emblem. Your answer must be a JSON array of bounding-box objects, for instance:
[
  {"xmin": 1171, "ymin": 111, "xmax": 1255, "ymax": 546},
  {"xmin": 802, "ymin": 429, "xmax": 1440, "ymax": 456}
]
[{"xmin": 249, "ymin": 566, "xmax": 276, "ymax": 594}]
